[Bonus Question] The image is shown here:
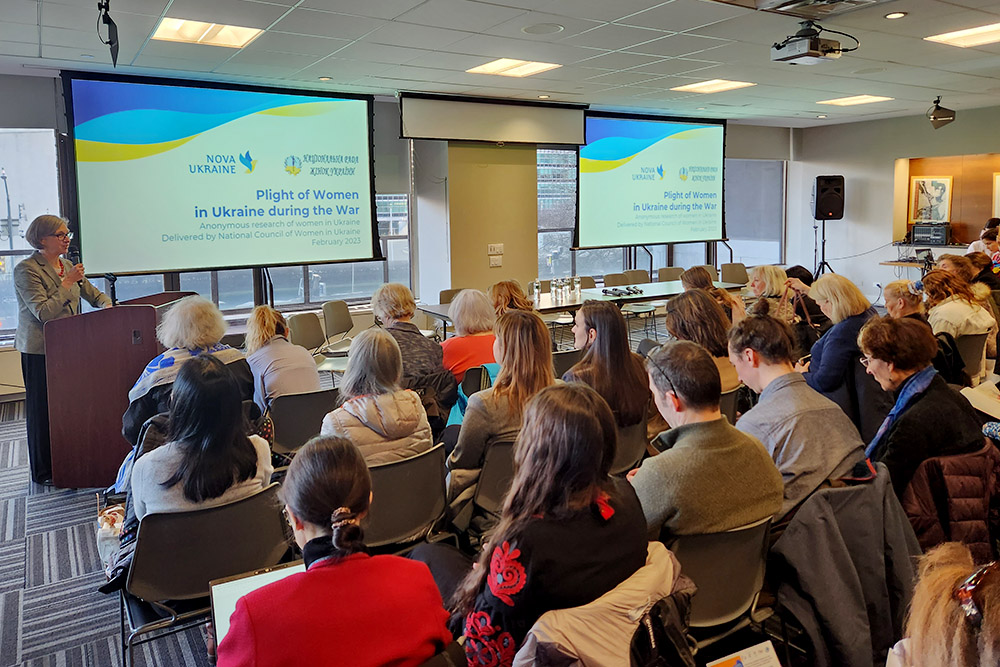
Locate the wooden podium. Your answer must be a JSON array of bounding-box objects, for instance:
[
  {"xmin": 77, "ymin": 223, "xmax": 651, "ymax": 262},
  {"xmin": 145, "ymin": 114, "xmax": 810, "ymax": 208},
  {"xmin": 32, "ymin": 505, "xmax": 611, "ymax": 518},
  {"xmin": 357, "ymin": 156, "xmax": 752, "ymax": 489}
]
[{"xmin": 44, "ymin": 291, "xmax": 196, "ymax": 488}]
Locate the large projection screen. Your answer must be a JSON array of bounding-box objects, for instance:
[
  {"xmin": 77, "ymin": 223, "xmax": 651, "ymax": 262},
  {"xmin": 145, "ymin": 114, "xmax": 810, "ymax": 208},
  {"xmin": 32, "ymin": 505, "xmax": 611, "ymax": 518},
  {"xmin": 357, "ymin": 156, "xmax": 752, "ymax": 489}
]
[
  {"xmin": 64, "ymin": 74, "xmax": 378, "ymax": 276},
  {"xmin": 576, "ymin": 113, "xmax": 725, "ymax": 249}
]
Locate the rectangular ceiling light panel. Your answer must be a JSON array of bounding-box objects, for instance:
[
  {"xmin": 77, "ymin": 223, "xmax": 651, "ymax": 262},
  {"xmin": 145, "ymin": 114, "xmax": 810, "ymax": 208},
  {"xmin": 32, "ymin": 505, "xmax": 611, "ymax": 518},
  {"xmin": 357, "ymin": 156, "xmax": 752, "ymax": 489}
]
[
  {"xmin": 669, "ymin": 79, "xmax": 756, "ymax": 93},
  {"xmin": 925, "ymin": 22, "xmax": 1000, "ymax": 48},
  {"xmin": 816, "ymin": 94, "xmax": 893, "ymax": 106},
  {"xmin": 466, "ymin": 58, "xmax": 561, "ymax": 77},
  {"xmin": 152, "ymin": 18, "xmax": 262, "ymax": 48}
]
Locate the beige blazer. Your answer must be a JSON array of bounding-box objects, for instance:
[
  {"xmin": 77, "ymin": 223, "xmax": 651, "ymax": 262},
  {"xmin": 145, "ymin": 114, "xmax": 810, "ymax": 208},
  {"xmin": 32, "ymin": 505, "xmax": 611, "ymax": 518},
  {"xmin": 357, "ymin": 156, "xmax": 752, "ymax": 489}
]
[{"xmin": 14, "ymin": 252, "xmax": 111, "ymax": 355}]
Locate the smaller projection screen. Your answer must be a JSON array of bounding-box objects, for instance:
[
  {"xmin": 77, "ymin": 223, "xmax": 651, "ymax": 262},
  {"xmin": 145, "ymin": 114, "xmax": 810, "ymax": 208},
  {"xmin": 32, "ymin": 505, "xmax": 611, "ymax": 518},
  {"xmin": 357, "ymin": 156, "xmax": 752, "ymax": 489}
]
[
  {"xmin": 576, "ymin": 113, "xmax": 725, "ymax": 249},
  {"xmin": 64, "ymin": 74, "xmax": 377, "ymax": 275}
]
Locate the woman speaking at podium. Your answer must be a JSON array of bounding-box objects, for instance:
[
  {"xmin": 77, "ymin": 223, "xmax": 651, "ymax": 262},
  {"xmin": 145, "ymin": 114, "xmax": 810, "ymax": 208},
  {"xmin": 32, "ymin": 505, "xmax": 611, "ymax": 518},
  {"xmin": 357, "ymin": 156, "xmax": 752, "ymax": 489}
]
[{"xmin": 14, "ymin": 215, "xmax": 110, "ymax": 485}]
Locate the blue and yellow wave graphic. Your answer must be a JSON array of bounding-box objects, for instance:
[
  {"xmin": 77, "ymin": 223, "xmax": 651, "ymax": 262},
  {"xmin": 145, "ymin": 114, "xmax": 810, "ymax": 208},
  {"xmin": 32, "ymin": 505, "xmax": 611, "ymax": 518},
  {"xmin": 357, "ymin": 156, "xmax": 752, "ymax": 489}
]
[{"xmin": 580, "ymin": 120, "xmax": 716, "ymax": 174}]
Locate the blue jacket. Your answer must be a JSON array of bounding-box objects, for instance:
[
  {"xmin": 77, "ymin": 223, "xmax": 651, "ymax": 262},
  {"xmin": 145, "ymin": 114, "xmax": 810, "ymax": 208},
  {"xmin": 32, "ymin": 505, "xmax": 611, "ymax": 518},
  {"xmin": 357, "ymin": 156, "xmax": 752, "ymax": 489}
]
[{"xmin": 804, "ymin": 306, "xmax": 877, "ymax": 394}]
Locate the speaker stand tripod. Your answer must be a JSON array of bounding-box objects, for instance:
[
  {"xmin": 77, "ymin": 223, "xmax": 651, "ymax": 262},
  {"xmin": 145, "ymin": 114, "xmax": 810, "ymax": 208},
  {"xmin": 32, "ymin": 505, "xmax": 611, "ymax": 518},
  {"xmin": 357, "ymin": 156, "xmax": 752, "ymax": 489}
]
[{"xmin": 813, "ymin": 217, "xmax": 835, "ymax": 281}]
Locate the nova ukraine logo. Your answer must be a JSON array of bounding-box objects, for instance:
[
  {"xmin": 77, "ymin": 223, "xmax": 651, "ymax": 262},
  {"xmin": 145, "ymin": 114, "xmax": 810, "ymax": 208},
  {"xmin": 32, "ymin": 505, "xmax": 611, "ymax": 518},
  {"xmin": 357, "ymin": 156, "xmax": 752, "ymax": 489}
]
[
  {"xmin": 189, "ymin": 151, "xmax": 256, "ymax": 174},
  {"xmin": 678, "ymin": 167, "xmax": 688, "ymax": 182},
  {"xmin": 239, "ymin": 151, "xmax": 257, "ymax": 173},
  {"xmin": 656, "ymin": 165, "xmax": 664, "ymax": 180}
]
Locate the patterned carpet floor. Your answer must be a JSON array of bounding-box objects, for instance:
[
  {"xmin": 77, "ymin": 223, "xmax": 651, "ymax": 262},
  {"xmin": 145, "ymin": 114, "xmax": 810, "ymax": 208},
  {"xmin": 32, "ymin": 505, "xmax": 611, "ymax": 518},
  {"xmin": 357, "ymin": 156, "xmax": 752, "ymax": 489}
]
[{"xmin": 0, "ymin": 401, "xmax": 212, "ymax": 667}]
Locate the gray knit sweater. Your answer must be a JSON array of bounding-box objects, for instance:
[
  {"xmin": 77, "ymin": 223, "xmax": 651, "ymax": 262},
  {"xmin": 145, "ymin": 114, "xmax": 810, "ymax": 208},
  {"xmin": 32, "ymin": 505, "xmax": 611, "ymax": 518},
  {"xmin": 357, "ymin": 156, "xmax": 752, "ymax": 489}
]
[{"xmin": 630, "ymin": 417, "xmax": 783, "ymax": 539}]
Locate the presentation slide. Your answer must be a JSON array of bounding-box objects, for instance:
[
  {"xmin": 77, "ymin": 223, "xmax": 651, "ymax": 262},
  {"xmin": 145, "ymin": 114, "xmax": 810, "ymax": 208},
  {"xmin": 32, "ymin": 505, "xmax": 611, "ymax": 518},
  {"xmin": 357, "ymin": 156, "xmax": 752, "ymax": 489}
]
[
  {"xmin": 577, "ymin": 114, "xmax": 724, "ymax": 249},
  {"xmin": 67, "ymin": 77, "xmax": 375, "ymax": 275}
]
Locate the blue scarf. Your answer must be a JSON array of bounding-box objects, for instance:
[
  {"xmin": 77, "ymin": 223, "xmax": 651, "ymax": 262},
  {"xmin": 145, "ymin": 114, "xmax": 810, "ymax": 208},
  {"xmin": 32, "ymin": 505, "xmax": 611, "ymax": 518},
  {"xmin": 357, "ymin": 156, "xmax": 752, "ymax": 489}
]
[{"xmin": 865, "ymin": 366, "xmax": 937, "ymax": 458}]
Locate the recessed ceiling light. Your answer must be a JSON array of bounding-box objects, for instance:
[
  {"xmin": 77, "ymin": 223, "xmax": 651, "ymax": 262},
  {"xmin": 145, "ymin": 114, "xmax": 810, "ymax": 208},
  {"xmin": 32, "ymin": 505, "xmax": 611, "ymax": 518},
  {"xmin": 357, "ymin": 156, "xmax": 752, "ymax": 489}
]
[
  {"xmin": 884, "ymin": 12, "xmax": 907, "ymax": 19},
  {"xmin": 466, "ymin": 58, "xmax": 561, "ymax": 77},
  {"xmin": 80, "ymin": 54, "xmax": 95, "ymax": 59},
  {"xmin": 696, "ymin": 107, "xmax": 707, "ymax": 110},
  {"xmin": 669, "ymin": 79, "xmax": 756, "ymax": 94},
  {"xmin": 817, "ymin": 94, "xmax": 893, "ymax": 106},
  {"xmin": 816, "ymin": 114, "xmax": 827, "ymax": 118},
  {"xmin": 926, "ymin": 21, "xmax": 1000, "ymax": 47},
  {"xmin": 538, "ymin": 95, "xmax": 550, "ymax": 99},
  {"xmin": 152, "ymin": 17, "xmax": 262, "ymax": 48},
  {"xmin": 522, "ymin": 23, "xmax": 564, "ymax": 35},
  {"xmin": 318, "ymin": 77, "xmax": 332, "ymax": 81}
]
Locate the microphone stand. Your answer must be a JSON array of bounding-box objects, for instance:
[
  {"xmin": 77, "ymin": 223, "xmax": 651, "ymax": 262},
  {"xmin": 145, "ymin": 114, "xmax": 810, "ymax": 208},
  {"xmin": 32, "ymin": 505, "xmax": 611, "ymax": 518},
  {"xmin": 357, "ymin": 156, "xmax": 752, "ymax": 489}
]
[{"xmin": 104, "ymin": 273, "xmax": 118, "ymax": 306}]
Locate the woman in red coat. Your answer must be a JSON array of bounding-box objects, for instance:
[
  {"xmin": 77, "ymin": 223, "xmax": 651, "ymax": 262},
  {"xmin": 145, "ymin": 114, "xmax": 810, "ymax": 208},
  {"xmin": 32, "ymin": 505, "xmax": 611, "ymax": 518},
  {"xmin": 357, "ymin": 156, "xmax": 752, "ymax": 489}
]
[{"xmin": 217, "ymin": 436, "xmax": 452, "ymax": 667}]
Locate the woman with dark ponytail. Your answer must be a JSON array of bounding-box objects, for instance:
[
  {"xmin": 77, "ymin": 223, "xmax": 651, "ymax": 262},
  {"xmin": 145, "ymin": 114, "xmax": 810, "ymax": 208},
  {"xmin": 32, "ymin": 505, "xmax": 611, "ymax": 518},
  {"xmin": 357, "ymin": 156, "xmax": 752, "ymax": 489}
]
[{"xmin": 217, "ymin": 436, "xmax": 452, "ymax": 667}]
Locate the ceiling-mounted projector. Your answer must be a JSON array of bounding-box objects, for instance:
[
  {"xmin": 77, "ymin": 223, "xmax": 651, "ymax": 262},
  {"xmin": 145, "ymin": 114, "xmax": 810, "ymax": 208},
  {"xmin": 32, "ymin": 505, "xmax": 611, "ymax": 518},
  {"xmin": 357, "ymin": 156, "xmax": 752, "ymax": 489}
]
[
  {"xmin": 771, "ymin": 20, "xmax": 859, "ymax": 64},
  {"xmin": 927, "ymin": 96, "xmax": 955, "ymax": 129}
]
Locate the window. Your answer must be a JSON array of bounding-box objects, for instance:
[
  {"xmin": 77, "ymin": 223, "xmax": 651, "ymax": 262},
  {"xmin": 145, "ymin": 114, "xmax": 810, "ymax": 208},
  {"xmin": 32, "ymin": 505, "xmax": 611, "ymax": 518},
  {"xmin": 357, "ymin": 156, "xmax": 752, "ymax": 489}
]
[
  {"xmin": 723, "ymin": 159, "xmax": 785, "ymax": 266},
  {"xmin": 537, "ymin": 148, "xmax": 625, "ymax": 280}
]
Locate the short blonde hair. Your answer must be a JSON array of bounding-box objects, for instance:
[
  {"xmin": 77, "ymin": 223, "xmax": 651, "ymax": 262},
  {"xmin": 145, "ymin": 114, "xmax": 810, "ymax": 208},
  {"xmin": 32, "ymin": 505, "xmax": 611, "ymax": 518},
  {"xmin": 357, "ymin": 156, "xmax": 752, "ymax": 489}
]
[
  {"xmin": 25, "ymin": 215, "xmax": 66, "ymax": 250},
  {"xmin": 748, "ymin": 265, "xmax": 787, "ymax": 297},
  {"xmin": 810, "ymin": 274, "xmax": 870, "ymax": 323},
  {"xmin": 340, "ymin": 328, "xmax": 401, "ymax": 400},
  {"xmin": 450, "ymin": 289, "xmax": 496, "ymax": 336},
  {"xmin": 156, "ymin": 295, "xmax": 227, "ymax": 349},
  {"xmin": 371, "ymin": 283, "xmax": 415, "ymax": 323},
  {"xmin": 244, "ymin": 305, "xmax": 287, "ymax": 355},
  {"xmin": 884, "ymin": 280, "xmax": 923, "ymax": 312}
]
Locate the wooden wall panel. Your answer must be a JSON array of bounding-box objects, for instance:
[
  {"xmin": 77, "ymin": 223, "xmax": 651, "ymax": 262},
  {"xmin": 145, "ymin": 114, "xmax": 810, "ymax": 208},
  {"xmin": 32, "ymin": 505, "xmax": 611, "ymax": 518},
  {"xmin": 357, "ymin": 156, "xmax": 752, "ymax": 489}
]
[{"xmin": 909, "ymin": 153, "xmax": 1000, "ymax": 244}]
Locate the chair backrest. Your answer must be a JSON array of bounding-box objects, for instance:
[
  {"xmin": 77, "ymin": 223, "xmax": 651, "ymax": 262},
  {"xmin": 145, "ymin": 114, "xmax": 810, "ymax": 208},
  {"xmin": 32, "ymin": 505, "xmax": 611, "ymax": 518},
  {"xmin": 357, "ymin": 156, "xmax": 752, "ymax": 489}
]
[
  {"xmin": 269, "ymin": 388, "xmax": 339, "ymax": 455},
  {"xmin": 636, "ymin": 338, "xmax": 660, "ymax": 359},
  {"xmin": 287, "ymin": 312, "xmax": 326, "ymax": 351},
  {"xmin": 720, "ymin": 385, "xmax": 742, "ymax": 423},
  {"xmin": 321, "ymin": 300, "xmax": 353, "ymax": 338},
  {"xmin": 694, "ymin": 265, "xmax": 719, "ymax": 281},
  {"xmin": 439, "ymin": 288, "xmax": 463, "ymax": 304},
  {"xmin": 720, "ymin": 263, "xmax": 749, "ymax": 285},
  {"xmin": 611, "ymin": 420, "xmax": 648, "ymax": 475},
  {"xmin": 462, "ymin": 366, "xmax": 492, "ymax": 398},
  {"xmin": 552, "ymin": 348, "xmax": 584, "ymax": 378},
  {"xmin": 955, "ymin": 333, "xmax": 988, "ymax": 380},
  {"xmin": 579, "ymin": 276, "xmax": 597, "ymax": 289},
  {"xmin": 365, "ymin": 444, "xmax": 448, "ymax": 548},
  {"xmin": 474, "ymin": 439, "xmax": 517, "ymax": 517},
  {"xmin": 669, "ymin": 516, "xmax": 772, "ymax": 628},
  {"xmin": 127, "ymin": 484, "xmax": 288, "ymax": 602},
  {"xmin": 540, "ymin": 280, "xmax": 551, "ymax": 294},
  {"xmin": 658, "ymin": 267, "xmax": 684, "ymax": 282},
  {"xmin": 624, "ymin": 269, "xmax": 650, "ymax": 284},
  {"xmin": 604, "ymin": 272, "xmax": 629, "ymax": 287}
]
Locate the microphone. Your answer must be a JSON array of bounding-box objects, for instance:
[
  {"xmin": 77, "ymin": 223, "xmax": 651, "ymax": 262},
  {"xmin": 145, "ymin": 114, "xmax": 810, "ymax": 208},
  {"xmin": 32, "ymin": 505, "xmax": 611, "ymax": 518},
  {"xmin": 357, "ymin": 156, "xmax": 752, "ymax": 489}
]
[{"xmin": 67, "ymin": 248, "xmax": 83, "ymax": 287}]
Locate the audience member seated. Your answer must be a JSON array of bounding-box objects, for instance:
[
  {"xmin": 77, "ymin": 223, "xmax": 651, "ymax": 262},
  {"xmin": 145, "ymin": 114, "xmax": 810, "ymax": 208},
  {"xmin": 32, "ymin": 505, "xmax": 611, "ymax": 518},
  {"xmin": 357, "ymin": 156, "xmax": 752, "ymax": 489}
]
[
  {"xmin": 663, "ymin": 290, "xmax": 741, "ymax": 393},
  {"xmin": 967, "ymin": 219, "xmax": 1000, "ymax": 255},
  {"xmin": 887, "ymin": 542, "xmax": 1000, "ymax": 667},
  {"xmin": 372, "ymin": 282, "xmax": 457, "ymax": 417},
  {"xmin": 785, "ymin": 264, "xmax": 832, "ymax": 331},
  {"xmin": 563, "ymin": 300, "xmax": 649, "ymax": 429},
  {"xmin": 130, "ymin": 355, "xmax": 272, "ymax": 521},
  {"xmin": 628, "ymin": 341, "xmax": 782, "ymax": 540},
  {"xmin": 965, "ymin": 251, "xmax": 1000, "ymax": 291},
  {"xmin": 440, "ymin": 289, "xmax": 496, "ymax": 383},
  {"xmin": 858, "ymin": 316, "xmax": 984, "ymax": 499},
  {"xmin": 243, "ymin": 305, "xmax": 321, "ymax": 412},
  {"xmin": 123, "ymin": 295, "xmax": 252, "ymax": 447},
  {"xmin": 320, "ymin": 328, "xmax": 432, "ymax": 465},
  {"xmin": 747, "ymin": 265, "xmax": 797, "ymax": 325},
  {"xmin": 939, "ymin": 254, "xmax": 1000, "ymax": 334},
  {"xmin": 447, "ymin": 310, "xmax": 554, "ymax": 505},
  {"xmin": 217, "ymin": 436, "xmax": 451, "ymax": 667},
  {"xmin": 884, "ymin": 280, "xmax": 968, "ymax": 386},
  {"xmin": 450, "ymin": 383, "xmax": 647, "ymax": 667},
  {"xmin": 786, "ymin": 274, "xmax": 876, "ymax": 396},
  {"xmin": 487, "ymin": 279, "xmax": 534, "ymax": 317},
  {"xmin": 679, "ymin": 266, "xmax": 743, "ymax": 321},
  {"xmin": 728, "ymin": 314, "xmax": 864, "ymax": 520},
  {"xmin": 920, "ymin": 270, "xmax": 997, "ymax": 380}
]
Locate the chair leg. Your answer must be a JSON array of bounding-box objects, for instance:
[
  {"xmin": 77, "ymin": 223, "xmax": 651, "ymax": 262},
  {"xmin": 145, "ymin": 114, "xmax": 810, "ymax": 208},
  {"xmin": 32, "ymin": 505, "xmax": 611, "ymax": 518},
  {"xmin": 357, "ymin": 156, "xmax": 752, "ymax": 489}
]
[{"xmin": 119, "ymin": 594, "xmax": 127, "ymax": 667}]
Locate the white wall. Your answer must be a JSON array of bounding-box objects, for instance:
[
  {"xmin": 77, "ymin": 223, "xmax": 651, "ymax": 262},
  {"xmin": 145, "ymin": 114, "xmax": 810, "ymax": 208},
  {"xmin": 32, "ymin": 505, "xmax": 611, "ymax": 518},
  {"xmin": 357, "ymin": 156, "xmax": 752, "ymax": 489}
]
[
  {"xmin": 0, "ymin": 74, "xmax": 60, "ymax": 130},
  {"xmin": 786, "ymin": 105, "xmax": 1000, "ymax": 299}
]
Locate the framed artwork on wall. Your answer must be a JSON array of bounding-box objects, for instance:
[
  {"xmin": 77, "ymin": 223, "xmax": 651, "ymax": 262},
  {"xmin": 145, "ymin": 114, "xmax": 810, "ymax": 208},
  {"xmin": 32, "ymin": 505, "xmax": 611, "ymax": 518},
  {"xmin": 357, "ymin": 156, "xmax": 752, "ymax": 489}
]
[
  {"xmin": 910, "ymin": 176, "xmax": 952, "ymax": 223},
  {"xmin": 993, "ymin": 173, "xmax": 1000, "ymax": 218}
]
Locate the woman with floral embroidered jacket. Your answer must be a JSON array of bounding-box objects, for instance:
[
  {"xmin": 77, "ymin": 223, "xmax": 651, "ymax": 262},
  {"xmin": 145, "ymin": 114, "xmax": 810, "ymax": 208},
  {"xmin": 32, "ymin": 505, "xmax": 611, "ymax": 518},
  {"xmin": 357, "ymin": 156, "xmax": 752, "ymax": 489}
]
[{"xmin": 451, "ymin": 383, "xmax": 647, "ymax": 667}]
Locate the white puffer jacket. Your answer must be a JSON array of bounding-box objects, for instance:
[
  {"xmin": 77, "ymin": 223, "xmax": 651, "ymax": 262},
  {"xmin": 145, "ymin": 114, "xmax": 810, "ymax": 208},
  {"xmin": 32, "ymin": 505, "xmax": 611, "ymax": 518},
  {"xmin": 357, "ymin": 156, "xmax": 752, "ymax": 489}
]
[{"xmin": 320, "ymin": 389, "xmax": 433, "ymax": 465}]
